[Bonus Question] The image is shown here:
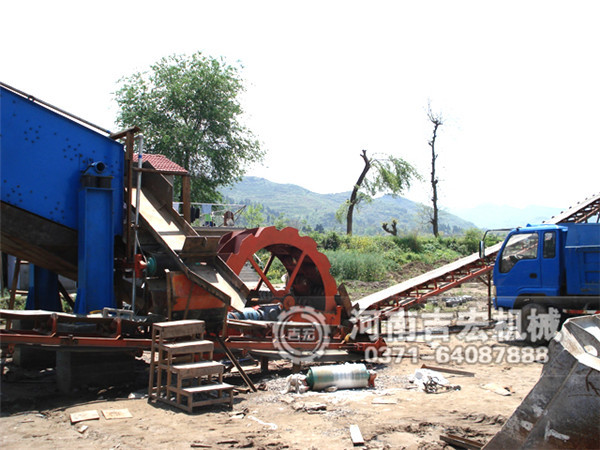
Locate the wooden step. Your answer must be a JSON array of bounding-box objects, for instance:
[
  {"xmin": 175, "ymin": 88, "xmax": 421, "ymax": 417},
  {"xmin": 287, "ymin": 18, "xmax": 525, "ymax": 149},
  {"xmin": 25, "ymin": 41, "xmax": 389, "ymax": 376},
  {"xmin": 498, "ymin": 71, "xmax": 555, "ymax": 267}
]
[
  {"xmin": 171, "ymin": 361, "xmax": 224, "ymax": 378},
  {"xmin": 159, "ymin": 383, "xmax": 234, "ymax": 411},
  {"xmin": 161, "ymin": 340, "xmax": 214, "ymax": 355},
  {"xmin": 152, "ymin": 320, "xmax": 205, "ymax": 339},
  {"xmin": 185, "ymin": 383, "xmax": 234, "ymax": 410}
]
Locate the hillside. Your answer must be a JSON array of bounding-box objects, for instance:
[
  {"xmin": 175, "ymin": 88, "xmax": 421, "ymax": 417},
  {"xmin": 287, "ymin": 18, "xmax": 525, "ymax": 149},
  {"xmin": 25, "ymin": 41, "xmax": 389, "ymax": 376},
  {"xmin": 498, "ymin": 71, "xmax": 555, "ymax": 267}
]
[{"xmin": 221, "ymin": 177, "xmax": 476, "ymax": 235}]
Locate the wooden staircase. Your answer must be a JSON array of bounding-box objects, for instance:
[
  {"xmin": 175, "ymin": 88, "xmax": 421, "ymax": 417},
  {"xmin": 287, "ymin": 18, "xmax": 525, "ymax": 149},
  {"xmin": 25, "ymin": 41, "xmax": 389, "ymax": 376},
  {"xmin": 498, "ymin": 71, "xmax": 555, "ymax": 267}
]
[{"xmin": 148, "ymin": 320, "xmax": 233, "ymax": 412}]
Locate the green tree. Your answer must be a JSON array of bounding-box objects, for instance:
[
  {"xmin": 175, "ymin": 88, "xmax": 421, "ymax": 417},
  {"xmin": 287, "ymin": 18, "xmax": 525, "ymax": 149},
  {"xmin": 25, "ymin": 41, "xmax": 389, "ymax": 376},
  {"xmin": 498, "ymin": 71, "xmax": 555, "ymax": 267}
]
[
  {"xmin": 274, "ymin": 213, "xmax": 288, "ymax": 230},
  {"xmin": 243, "ymin": 204, "xmax": 265, "ymax": 228},
  {"xmin": 115, "ymin": 52, "xmax": 263, "ymax": 201},
  {"xmin": 337, "ymin": 149, "xmax": 420, "ymax": 235}
]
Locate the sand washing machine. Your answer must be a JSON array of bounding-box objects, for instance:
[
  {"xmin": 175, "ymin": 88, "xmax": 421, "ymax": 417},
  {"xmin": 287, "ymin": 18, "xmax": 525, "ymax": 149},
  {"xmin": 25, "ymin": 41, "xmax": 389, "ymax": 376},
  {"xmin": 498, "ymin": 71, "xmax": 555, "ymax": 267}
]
[{"xmin": 0, "ymin": 83, "xmax": 383, "ymax": 369}]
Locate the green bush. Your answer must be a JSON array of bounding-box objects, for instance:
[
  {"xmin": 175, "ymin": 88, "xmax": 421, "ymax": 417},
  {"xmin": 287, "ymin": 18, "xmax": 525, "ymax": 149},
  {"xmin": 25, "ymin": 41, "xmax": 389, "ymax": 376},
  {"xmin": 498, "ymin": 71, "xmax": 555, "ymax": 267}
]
[
  {"xmin": 321, "ymin": 231, "xmax": 342, "ymax": 250},
  {"xmin": 324, "ymin": 250, "xmax": 397, "ymax": 282},
  {"xmin": 310, "ymin": 229, "xmax": 489, "ymax": 283},
  {"xmin": 393, "ymin": 233, "xmax": 423, "ymax": 253},
  {"xmin": 462, "ymin": 228, "xmax": 483, "ymax": 254}
]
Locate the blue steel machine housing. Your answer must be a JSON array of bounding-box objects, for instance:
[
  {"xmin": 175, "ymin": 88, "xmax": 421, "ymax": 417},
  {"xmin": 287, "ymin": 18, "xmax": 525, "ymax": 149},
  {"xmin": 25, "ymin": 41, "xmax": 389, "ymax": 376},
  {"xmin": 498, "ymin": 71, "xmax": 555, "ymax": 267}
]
[{"xmin": 1, "ymin": 85, "xmax": 124, "ymax": 313}]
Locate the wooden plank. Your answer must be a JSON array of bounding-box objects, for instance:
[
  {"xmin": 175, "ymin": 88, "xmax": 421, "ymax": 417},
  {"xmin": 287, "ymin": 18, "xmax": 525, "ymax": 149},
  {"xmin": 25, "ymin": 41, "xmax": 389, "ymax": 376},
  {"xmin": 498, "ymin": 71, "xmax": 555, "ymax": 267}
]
[
  {"xmin": 420, "ymin": 364, "xmax": 475, "ymax": 377},
  {"xmin": 440, "ymin": 434, "xmax": 483, "ymax": 450},
  {"xmin": 215, "ymin": 336, "xmax": 257, "ymax": 393},
  {"xmin": 349, "ymin": 424, "xmax": 365, "ymax": 446},
  {"xmin": 152, "ymin": 320, "xmax": 205, "ymax": 338},
  {"xmin": 371, "ymin": 398, "xmax": 398, "ymax": 405},
  {"xmin": 170, "ymin": 361, "xmax": 224, "ymax": 377},
  {"xmin": 6, "ymin": 258, "xmax": 21, "ymax": 329},
  {"xmin": 101, "ymin": 409, "xmax": 133, "ymax": 420},
  {"xmin": 162, "ymin": 340, "xmax": 214, "ymax": 355},
  {"xmin": 70, "ymin": 410, "xmax": 100, "ymax": 424}
]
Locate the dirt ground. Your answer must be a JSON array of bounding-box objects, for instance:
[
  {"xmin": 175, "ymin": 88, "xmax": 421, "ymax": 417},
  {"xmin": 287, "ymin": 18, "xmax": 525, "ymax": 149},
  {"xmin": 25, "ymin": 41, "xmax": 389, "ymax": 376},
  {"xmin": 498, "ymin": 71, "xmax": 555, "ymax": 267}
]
[{"xmin": 0, "ymin": 285, "xmax": 546, "ymax": 449}]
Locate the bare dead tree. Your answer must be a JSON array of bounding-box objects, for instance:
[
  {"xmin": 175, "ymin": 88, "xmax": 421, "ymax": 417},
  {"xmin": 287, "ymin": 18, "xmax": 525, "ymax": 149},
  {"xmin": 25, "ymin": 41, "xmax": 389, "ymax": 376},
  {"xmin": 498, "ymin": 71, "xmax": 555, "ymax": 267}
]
[
  {"xmin": 382, "ymin": 219, "xmax": 398, "ymax": 236},
  {"xmin": 427, "ymin": 103, "xmax": 444, "ymax": 237}
]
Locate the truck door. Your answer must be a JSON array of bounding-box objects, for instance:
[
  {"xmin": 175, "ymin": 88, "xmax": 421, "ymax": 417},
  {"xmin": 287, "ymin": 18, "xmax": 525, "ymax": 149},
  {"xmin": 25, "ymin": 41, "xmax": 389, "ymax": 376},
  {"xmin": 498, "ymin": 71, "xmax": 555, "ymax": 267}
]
[
  {"xmin": 540, "ymin": 230, "xmax": 561, "ymax": 296},
  {"xmin": 495, "ymin": 231, "xmax": 541, "ymax": 307}
]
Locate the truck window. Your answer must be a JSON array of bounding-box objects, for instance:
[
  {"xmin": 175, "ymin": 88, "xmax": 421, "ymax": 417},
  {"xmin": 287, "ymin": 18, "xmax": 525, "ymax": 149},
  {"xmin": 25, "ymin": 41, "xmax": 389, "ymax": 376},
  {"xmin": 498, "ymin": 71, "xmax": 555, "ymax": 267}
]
[
  {"xmin": 543, "ymin": 231, "xmax": 556, "ymax": 259},
  {"xmin": 499, "ymin": 232, "xmax": 539, "ymax": 273}
]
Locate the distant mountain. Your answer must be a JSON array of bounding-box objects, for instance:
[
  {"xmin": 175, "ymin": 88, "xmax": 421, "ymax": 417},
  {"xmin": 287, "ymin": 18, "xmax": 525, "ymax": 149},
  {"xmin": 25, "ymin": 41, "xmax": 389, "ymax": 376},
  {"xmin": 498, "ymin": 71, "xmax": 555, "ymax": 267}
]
[
  {"xmin": 221, "ymin": 177, "xmax": 476, "ymax": 235},
  {"xmin": 449, "ymin": 204, "xmax": 564, "ymax": 230}
]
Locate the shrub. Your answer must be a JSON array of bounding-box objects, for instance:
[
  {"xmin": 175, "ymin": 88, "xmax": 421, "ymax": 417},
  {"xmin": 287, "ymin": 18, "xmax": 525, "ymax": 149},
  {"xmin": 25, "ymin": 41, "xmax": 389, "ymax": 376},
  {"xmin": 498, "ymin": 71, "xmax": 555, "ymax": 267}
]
[
  {"xmin": 393, "ymin": 233, "xmax": 423, "ymax": 253},
  {"xmin": 321, "ymin": 231, "xmax": 342, "ymax": 251},
  {"xmin": 324, "ymin": 250, "xmax": 397, "ymax": 282},
  {"xmin": 462, "ymin": 228, "xmax": 482, "ymax": 254}
]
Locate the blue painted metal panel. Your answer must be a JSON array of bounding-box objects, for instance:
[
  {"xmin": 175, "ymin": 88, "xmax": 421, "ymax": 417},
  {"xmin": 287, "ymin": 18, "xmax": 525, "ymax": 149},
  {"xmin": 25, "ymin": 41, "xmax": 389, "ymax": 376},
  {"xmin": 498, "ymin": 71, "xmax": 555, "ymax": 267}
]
[
  {"xmin": 564, "ymin": 223, "xmax": 600, "ymax": 296},
  {"xmin": 75, "ymin": 185, "xmax": 116, "ymax": 314},
  {"xmin": 25, "ymin": 265, "xmax": 62, "ymax": 311},
  {"xmin": 0, "ymin": 86, "xmax": 123, "ymax": 235}
]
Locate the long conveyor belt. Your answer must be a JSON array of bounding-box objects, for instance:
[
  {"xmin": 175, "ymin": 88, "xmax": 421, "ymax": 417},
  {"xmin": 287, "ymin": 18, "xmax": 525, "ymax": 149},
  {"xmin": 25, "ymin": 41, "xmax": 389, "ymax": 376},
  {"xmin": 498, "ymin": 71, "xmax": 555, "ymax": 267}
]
[{"xmin": 353, "ymin": 192, "xmax": 600, "ymax": 312}]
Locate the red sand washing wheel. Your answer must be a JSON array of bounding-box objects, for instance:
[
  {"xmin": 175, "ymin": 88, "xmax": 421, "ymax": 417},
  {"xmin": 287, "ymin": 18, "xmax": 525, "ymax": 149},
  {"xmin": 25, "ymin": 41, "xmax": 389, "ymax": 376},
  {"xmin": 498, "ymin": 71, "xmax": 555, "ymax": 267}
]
[{"xmin": 217, "ymin": 227, "xmax": 339, "ymax": 314}]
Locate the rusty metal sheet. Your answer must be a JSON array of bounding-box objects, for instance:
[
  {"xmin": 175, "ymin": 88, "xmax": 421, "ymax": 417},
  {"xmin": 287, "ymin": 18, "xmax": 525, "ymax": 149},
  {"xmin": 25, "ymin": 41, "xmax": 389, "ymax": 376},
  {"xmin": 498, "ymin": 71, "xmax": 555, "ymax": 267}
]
[{"xmin": 483, "ymin": 315, "xmax": 600, "ymax": 449}]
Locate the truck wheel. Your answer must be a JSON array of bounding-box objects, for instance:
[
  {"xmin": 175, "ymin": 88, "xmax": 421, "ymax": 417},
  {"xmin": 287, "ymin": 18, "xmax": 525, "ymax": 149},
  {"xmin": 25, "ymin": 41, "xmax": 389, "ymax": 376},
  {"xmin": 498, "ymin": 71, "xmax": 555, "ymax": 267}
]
[{"xmin": 520, "ymin": 303, "xmax": 550, "ymax": 344}]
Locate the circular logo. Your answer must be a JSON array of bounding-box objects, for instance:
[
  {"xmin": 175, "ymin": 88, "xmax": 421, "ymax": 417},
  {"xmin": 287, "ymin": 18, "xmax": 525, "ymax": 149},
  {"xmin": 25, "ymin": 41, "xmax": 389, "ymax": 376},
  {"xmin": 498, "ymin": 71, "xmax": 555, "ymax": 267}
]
[{"xmin": 272, "ymin": 306, "xmax": 330, "ymax": 364}]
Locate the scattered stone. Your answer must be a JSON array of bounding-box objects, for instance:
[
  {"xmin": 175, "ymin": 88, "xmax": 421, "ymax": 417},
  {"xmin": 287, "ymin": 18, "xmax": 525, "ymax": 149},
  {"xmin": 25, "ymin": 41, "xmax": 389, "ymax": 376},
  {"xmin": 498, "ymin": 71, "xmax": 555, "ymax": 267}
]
[
  {"xmin": 481, "ymin": 383, "xmax": 511, "ymax": 396},
  {"xmin": 291, "ymin": 402, "xmax": 327, "ymax": 413},
  {"xmin": 128, "ymin": 391, "xmax": 147, "ymax": 399}
]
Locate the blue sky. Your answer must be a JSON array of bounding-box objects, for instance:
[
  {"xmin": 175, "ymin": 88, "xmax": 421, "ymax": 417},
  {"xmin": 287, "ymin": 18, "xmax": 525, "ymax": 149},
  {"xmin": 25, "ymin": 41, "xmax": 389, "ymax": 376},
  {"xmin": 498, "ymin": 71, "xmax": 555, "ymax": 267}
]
[{"xmin": 2, "ymin": 0, "xmax": 598, "ymax": 211}]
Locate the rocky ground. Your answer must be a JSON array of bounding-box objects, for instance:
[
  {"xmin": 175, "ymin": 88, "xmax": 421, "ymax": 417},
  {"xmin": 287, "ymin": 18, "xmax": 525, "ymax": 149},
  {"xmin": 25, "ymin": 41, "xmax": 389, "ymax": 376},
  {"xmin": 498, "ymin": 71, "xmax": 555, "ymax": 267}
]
[{"xmin": 0, "ymin": 284, "xmax": 547, "ymax": 449}]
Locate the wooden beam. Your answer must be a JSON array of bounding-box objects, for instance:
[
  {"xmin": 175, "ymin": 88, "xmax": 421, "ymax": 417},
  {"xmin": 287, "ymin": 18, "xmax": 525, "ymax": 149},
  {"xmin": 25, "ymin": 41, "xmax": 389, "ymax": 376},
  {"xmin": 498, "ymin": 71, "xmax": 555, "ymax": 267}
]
[
  {"xmin": 7, "ymin": 258, "xmax": 21, "ymax": 329},
  {"xmin": 132, "ymin": 167, "xmax": 189, "ymax": 176},
  {"xmin": 182, "ymin": 175, "xmax": 191, "ymax": 223},
  {"xmin": 349, "ymin": 425, "xmax": 365, "ymax": 446},
  {"xmin": 109, "ymin": 126, "xmax": 141, "ymax": 140}
]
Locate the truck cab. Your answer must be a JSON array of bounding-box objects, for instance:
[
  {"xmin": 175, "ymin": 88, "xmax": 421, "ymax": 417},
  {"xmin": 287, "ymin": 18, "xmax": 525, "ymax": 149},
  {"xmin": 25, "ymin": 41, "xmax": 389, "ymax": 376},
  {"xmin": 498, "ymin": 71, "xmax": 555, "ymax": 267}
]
[{"xmin": 494, "ymin": 224, "xmax": 565, "ymax": 309}]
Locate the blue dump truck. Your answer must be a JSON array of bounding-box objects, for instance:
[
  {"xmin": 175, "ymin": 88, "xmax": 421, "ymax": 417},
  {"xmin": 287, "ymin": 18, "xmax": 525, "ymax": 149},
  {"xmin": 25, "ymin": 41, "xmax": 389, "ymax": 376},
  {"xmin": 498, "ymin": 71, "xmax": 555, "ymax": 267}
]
[{"xmin": 489, "ymin": 223, "xmax": 600, "ymax": 341}]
